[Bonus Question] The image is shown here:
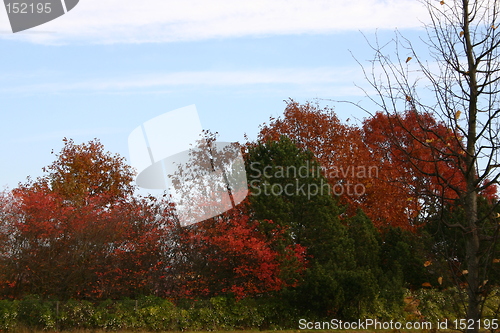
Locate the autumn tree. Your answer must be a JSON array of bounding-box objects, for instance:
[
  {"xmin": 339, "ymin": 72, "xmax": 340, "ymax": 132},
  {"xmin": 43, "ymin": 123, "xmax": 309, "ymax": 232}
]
[
  {"xmin": 356, "ymin": 0, "xmax": 500, "ymax": 328},
  {"xmin": 258, "ymin": 100, "xmax": 461, "ymax": 230},
  {"xmin": 161, "ymin": 201, "xmax": 306, "ymax": 300},
  {"xmin": 256, "ymin": 101, "xmax": 378, "ymax": 229},
  {"xmin": 0, "ymin": 139, "xmax": 168, "ymax": 300},
  {"xmin": 361, "ymin": 110, "xmax": 465, "ymax": 225},
  {"xmin": 44, "ymin": 138, "xmax": 135, "ymax": 207},
  {"xmin": 257, "ymin": 100, "xmax": 365, "ymax": 220}
]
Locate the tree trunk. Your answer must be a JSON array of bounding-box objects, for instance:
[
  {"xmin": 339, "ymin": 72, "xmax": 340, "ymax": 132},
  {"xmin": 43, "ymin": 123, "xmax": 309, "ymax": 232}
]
[
  {"xmin": 463, "ymin": 1, "xmax": 482, "ymax": 330},
  {"xmin": 465, "ymin": 187, "xmax": 481, "ymax": 333}
]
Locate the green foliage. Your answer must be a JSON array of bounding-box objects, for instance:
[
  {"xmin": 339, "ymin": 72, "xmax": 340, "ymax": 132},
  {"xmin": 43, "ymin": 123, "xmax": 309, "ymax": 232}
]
[
  {"xmin": 413, "ymin": 287, "xmax": 465, "ymax": 322},
  {"xmin": 17, "ymin": 295, "xmax": 57, "ymax": 330},
  {"xmin": 176, "ymin": 297, "xmax": 265, "ymax": 330},
  {"xmin": 246, "ymin": 136, "xmax": 361, "ymax": 317},
  {"xmin": 133, "ymin": 297, "xmax": 178, "ymax": 331},
  {"xmin": 245, "ymin": 137, "xmax": 434, "ymax": 320},
  {"xmin": 343, "ymin": 210, "xmax": 383, "ymax": 318},
  {"xmin": 58, "ymin": 299, "xmax": 92, "ymax": 329},
  {"xmin": 0, "ymin": 296, "xmax": 301, "ymax": 331},
  {"xmin": 2, "ymin": 289, "xmax": 498, "ymax": 331},
  {"xmin": 426, "ymin": 197, "xmax": 500, "ymax": 288},
  {"xmin": 483, "ymin": 288, "xmax": 500, "ymax": 319},
  {"xmin": 0, "ymin": 300, "xmax": 18, "ymax": 330},
  {"xmin": 348, "ymin": 209, "xmax": 381, "ymax": 270},
  {"xmin": 380, "ymin": 226, "xmax": 430, "ymax": 289}
]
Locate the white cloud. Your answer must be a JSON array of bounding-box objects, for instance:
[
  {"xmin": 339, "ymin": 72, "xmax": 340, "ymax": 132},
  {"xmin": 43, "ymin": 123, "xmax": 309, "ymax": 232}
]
[
  {"xmin": 0, "ymin": 67, "xmax": 364, "ymax": 94},
  {"xmin": 0, "ymin": 0, "xmax": 430, "ymax": 44}
]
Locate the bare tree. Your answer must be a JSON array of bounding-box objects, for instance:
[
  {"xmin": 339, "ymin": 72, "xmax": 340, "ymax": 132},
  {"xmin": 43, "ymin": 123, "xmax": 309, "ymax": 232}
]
[{"xmin": 355, "ymin": 0, "xmax": 500, "ymax": 331}]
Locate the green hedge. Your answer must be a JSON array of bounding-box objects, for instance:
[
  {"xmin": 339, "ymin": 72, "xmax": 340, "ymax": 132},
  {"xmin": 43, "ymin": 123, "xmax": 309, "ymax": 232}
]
[
  {"xmin": 0, "ymin": 295, "xmax": 298, "ymax": 331},
  {"xmin": 2, "ymin": 289, "xmax": 497, "ymax": 331}
]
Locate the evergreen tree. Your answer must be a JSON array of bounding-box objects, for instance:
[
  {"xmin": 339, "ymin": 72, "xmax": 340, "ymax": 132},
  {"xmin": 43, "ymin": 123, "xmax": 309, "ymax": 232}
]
[{"xmin": 246, "ymin": 136, "xmax": 356, "ymax": 318}]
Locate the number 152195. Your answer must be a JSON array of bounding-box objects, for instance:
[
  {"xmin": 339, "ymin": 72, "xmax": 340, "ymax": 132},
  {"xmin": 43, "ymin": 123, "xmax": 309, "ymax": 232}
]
[{"xmin": 5, "ymin": 3, "xmax": 51, "ymax": 14}]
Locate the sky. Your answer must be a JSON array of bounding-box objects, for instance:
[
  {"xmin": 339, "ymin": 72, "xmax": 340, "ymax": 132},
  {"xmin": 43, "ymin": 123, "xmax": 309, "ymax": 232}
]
[{"xmin": 0, "ymin": 0, "xmax": 432, "ymax": 193}]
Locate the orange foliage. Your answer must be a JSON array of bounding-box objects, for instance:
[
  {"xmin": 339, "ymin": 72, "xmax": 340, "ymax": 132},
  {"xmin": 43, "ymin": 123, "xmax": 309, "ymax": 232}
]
[{"xmin": 257, "ymin": 100, "xmax": 465, "ymax": 231}]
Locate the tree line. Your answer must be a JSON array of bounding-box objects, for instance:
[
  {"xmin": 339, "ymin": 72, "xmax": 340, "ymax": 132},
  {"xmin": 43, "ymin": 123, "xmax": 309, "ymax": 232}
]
[
  {"xmin": 3, "ymin": 0, "xmax": 500, "ymax": 330},
  {"xmin": 0, "ymin": 101, "xmax": 499, "ymax": 324}
]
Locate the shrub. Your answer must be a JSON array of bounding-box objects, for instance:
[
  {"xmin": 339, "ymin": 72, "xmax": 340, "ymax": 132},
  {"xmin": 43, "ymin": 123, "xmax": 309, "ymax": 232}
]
[
  {"xmin": 0, "ymin": 300, "xmax": 17, "ymax": 330},
  {"xmin": 17, "ymin": 296, "xmax": 56, "ymax": 330}
]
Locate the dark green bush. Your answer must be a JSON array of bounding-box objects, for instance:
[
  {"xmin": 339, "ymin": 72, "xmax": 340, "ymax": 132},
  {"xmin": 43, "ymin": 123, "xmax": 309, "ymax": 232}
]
[
  {"xmin": 0, "ymin": 299, "xmax": 18, "ymax": 330},
  {"xmin": 17, "ymin": 295, "xmax": 56, "ymax": 330}
]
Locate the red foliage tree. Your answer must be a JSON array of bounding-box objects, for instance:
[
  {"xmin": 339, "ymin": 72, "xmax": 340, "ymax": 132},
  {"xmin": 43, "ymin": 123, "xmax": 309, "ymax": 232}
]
[
  {"xmin": 0, "ymin": 137, "xmax": 304, "ymax": 301},
  {"xmin": 163, "ymin": 200, "xmax": 306, "ymax": 299},
  {"xmin": 257, "ymin": 100, "xmax": 464, "ymax": 230},
  {"xmin": 0, "ymin": 139, "xmax": 171, "ymax": 300}
]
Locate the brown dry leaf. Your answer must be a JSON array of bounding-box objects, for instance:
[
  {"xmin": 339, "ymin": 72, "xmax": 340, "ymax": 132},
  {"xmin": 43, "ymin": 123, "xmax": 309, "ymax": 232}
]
[
  {"xmin": 406, "ymin": 56, "xmax": 412, "ymax": 63},
  {"xmin": 422, "ymin": 282, "xmax": 432, "ymax": 287},
  {"xmin": 424, "ymin": 260, "xmax": 432, "ymax": 267},
  {"xmin": 438, "ymin": 277, "xmax": 443, "ymax": 285},
  {"xmin": 460, "ymin": 31, "xmax": 464, "ymax": 37}
]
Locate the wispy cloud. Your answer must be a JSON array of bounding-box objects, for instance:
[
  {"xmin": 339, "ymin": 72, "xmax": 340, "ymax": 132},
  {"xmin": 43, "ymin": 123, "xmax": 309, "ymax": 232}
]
[
  {"xmin": 0, "ymin": 67, "xmax": 365, "ymax": 95},
  {"xmin": 0, "ymin": 0, "xmax": 430, "ymax": 44}
]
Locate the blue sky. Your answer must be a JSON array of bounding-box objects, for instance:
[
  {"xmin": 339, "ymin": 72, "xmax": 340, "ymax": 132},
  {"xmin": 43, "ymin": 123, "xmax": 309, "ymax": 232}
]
[{"xmin": 0, "ymin": 0, "xmax": 431, "ymax": 192}]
